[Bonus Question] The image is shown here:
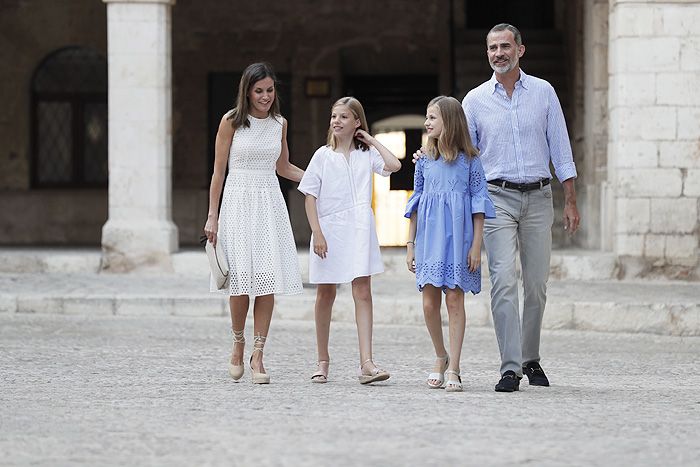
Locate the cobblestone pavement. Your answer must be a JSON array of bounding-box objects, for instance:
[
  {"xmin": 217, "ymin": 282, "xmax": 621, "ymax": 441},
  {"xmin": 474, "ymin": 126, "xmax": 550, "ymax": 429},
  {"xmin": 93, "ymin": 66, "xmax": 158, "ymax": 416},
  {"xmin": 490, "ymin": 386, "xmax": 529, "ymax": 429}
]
[{"xmin": 1, "ymin": 314, "xmax": 699, "ymax": 467}]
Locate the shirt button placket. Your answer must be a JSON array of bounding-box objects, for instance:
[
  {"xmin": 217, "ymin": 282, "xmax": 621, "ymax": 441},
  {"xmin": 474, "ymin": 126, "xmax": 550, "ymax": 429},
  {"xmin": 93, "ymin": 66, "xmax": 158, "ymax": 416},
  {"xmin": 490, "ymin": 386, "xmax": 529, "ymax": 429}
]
[{"xmin": 512, "ymin": 85, "xmax": 524, "ymax": 182}]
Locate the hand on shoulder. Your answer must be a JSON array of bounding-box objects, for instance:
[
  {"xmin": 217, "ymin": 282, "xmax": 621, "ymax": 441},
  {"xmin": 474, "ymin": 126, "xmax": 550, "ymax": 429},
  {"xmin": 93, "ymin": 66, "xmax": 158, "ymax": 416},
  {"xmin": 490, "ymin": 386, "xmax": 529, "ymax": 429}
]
[{"xmin": 412, "ymin": 147, "xmax": 426, "ymax": 164}]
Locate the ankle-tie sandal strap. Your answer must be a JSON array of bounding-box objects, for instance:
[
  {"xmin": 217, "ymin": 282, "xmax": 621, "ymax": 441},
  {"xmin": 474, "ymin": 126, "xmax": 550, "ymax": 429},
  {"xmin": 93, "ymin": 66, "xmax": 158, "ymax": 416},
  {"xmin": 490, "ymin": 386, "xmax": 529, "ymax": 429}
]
[
  {"xmin": 231, "ymin": 329, "xmax": 245, "ymax": 344},
  {"xmin": 251, "ymin": 333, "xmax": 267, "ymax": 354}
]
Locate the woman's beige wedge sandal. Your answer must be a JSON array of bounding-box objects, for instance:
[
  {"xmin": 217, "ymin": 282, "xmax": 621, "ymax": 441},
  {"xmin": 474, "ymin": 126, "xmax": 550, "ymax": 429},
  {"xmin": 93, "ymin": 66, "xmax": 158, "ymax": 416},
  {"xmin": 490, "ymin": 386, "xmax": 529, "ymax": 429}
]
[
  {"xmin": 249, "ymin": 334, "xmax": 270, "ymax": 384},
  {"xmin": 228, "ymin": 329, "xmax": 245, "ymax": 381}
]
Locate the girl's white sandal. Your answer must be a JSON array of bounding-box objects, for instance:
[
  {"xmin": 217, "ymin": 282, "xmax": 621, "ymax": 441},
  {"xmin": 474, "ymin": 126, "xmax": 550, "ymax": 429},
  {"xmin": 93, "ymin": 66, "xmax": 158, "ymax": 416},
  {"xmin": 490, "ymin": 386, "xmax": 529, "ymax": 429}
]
[
  {"xmin": 427, "ymin": 355, "xmax": 449, "ymax": 389},
  {"xmin": 444, "ymin": 370, "xmax": 463, "ymax": 392}
]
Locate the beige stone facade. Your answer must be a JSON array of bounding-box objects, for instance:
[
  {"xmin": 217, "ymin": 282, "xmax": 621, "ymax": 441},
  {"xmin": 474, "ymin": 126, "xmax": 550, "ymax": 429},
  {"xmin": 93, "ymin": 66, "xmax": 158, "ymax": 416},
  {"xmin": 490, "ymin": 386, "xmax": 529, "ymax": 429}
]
[
  {"xmin": 607, "ymin": 0, "xmax": 700, "ymax": 278},
  {"xmin": 0, "ymin": 0, "xmax": 698, "ymax": 277}
]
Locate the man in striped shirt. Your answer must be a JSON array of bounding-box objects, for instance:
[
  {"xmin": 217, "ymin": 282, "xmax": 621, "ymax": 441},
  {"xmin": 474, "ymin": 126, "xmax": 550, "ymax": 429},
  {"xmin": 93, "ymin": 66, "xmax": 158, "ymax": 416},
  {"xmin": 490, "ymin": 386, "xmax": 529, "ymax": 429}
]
[{"xmin": 462, "ymin": 23, "xmax": 581, "ymax": 392}]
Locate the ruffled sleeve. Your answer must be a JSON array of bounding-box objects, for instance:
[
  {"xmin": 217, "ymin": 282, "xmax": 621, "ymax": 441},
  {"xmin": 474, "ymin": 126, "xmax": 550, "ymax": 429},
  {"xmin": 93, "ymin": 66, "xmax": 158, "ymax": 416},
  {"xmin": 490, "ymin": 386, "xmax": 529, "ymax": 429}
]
[
  {"xmin": 404, "ymin": 157, "xmax": 424, "ymax": 218},
  {"xmin": 469, "ymin": 157, "xmax": 496, "ymax": 218},
  {"xmin": 298, "ymin": 147, "xmax": 324, "ymax": 198}
]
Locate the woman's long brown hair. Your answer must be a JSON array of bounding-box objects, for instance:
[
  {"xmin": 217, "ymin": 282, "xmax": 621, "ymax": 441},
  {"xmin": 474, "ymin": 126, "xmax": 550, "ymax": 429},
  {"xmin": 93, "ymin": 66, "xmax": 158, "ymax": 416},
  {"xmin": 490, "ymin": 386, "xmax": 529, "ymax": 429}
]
[{"xmin": 226, "ymin": 62, "xmax": 282, "ymax": 130}]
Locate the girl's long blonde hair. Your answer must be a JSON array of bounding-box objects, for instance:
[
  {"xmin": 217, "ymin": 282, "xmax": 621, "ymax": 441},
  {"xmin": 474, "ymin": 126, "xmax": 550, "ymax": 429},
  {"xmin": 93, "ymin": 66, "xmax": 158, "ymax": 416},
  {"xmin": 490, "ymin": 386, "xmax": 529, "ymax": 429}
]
[
  {"xmin": 425, "ymin": 96, "xmax": 478, "ymax": 162},
  {"xmin": 326, "ymin": 97, "xmax": 370, "ymax": 151}
]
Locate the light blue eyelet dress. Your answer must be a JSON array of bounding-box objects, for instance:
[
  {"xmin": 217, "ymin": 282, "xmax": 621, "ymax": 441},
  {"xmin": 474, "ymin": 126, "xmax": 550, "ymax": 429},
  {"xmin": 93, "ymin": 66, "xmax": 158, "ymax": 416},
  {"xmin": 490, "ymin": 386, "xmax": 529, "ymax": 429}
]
[{"xmin": 404, "ymin": 154, "xmax": 496, "ymax": 294}]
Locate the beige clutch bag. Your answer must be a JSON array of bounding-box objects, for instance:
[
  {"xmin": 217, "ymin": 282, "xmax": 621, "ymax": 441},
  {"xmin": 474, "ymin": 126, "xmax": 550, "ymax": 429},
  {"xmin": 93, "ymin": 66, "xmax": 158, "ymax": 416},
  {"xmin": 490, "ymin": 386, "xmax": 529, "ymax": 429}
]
[{"xmin": 200, "ymin": 235, "xmax": 229, "ymax": 289}]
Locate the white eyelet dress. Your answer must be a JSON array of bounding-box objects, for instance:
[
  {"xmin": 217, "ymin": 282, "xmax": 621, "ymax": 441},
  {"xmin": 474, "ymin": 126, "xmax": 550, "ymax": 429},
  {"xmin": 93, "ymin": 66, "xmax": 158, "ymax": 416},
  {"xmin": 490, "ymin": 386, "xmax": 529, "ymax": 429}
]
[{"xmin": 212, "ymin": 114, "xmax": 303, "ymax": 297}]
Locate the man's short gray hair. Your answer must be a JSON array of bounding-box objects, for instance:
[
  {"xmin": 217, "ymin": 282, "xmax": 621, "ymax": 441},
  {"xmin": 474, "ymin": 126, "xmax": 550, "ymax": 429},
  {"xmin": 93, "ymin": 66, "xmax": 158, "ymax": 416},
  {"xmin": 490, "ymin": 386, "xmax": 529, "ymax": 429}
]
[{"xmin": 488, "ymin": 23, "xmax": 522, "ymax": 46}]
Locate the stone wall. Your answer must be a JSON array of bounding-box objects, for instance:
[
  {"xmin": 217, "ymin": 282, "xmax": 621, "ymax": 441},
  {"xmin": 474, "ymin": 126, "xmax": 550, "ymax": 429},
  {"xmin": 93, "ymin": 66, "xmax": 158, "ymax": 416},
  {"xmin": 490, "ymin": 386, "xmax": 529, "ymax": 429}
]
[
  {"xmin": 0, "ymin": 0, "xmax": 107, "ymax": 245},
  {"xmin": 0, "ymin": 0, "xmax": 448, "ymax": 246},
  {"xmin": 608, "ymin": 0, "xmax": 700, "ymax": 279},
  {"xmin": 170, "ymin": 0, "xmax": 450, "ymax": 245},
  {"xmin": 3, "ymin": 0, "xmax": 698, "ymax": 280},
  {"xmin": 0, "ymin": 0, "xmax": 107, "ymax": 191}
]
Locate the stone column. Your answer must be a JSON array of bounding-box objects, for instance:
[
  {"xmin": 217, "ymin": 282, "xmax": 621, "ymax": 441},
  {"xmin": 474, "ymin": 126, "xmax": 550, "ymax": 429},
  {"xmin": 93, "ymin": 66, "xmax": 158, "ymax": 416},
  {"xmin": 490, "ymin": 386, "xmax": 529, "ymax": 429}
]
[
  {"xmin": 101, "ymin": 0, "xmax": 178, "ymax": 272},
  {"xmin": 608, "ymin": 0, "xmax": 700, "ymax": 278},
  {"xmin": 582, "ymin": 0, "xmax": 609, "ymax": 250}
]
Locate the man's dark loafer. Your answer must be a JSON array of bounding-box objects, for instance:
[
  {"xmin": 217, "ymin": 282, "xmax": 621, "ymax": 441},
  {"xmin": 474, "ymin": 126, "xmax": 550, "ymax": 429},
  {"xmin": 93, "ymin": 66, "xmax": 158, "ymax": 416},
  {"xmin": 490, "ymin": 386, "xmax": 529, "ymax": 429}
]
[
  {"xmin": 494, "ymin": 370, "xmax": 521, "ymax": 392},
  {"xmin": 522, "ymin": 361, "xmax": 550, "ymax": 386}
]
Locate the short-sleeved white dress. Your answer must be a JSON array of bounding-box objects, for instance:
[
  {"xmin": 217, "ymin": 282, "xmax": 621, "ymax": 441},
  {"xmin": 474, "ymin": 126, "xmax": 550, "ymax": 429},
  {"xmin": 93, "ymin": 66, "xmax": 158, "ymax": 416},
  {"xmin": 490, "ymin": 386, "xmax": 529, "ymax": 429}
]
[
  {"xmin": 298, "ymin": 145, "xmax": 390, "ymax": 284},
  {"xmin": 212, "ymin": 114, "xmax": 303, "ymax": 297}
]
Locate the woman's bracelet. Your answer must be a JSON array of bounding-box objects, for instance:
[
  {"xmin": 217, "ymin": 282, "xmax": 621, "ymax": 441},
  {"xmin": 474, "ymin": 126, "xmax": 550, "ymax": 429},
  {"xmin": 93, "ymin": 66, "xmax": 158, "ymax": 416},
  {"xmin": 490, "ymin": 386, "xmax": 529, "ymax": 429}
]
[{"xmin": 406, "ymin": 241, "xmax": 415, "ymax": 245}]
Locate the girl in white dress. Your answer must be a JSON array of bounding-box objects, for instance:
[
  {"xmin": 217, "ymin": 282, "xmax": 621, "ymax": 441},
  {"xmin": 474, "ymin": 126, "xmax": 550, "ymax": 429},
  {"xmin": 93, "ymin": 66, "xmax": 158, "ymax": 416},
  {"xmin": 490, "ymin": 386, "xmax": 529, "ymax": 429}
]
[
  {"xmin": 298, "ymin": 97, "xmax": 401, "ymax": 384},
  {"xmin": 203, "ymin": 63, "xmax": 304, "ymax": 385}
]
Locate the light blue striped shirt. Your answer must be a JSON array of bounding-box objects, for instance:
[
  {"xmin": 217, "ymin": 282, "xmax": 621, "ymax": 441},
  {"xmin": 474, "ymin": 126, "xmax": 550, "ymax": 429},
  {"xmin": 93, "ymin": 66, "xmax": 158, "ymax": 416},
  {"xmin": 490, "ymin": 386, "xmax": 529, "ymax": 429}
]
[{"xmin": 462, "ymin": 70, "xmax": 577, "ymax": 184}]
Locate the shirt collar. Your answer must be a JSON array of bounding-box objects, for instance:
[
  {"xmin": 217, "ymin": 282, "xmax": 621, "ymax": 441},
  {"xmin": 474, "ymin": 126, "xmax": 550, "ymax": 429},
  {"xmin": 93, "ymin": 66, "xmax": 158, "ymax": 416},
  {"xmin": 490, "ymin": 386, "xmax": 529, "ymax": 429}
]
[
  {"xmin": 488, "ymin": 73, "xmax": 499, "ymax": 93},
  {"xmin": 489, "ymin": 68, "xmax": 529, "ymax": 93},
  {"xmin": 519, "ymin": 69, "xmax": 529, "ymax": 89}
]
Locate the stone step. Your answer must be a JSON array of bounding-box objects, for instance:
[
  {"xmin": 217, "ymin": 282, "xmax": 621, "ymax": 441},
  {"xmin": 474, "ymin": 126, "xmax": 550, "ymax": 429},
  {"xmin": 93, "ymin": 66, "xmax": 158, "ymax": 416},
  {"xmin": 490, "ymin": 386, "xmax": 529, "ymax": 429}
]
[
  {"xmin": 0, "ymin": 247, "xmax": 102, "ymax": 274},
  {"xmin": 0, "ymin": 271, "xmax": 698, "ymax": 336},
  {"xmin": 0, "ymin": 247, "xmax": 620, "ymax": 281}
]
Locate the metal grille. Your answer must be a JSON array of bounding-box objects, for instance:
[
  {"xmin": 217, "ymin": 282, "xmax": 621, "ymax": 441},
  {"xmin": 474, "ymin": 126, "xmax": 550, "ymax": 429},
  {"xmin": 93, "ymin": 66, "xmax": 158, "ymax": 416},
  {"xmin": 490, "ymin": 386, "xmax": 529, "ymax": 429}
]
[
  {"xmin": 83, "ymin": 102, "xmax": 108, "ymax": 184},
  {"xmin": 36, "ymin": 101, "xmax": 73, "ymax": 184},
  {"xmin": 32, "ymin": 47, "xmax": 107, "ymax": 187}
]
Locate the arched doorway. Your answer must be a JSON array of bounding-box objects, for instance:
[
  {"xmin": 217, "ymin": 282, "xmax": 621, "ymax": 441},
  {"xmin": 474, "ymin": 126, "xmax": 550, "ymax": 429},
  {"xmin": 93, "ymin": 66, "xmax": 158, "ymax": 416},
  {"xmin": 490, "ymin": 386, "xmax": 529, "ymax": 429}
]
[
  {"xmin": 343, "ymin": 74, "xmax": 437, "ymax": 246},
  {"xmin": 31, "ymin": 46, "xmax": 108, "ymax": 188},
  {"xmin": 372, "ymin": 115, "xmax": 427, "ymax": 246}
]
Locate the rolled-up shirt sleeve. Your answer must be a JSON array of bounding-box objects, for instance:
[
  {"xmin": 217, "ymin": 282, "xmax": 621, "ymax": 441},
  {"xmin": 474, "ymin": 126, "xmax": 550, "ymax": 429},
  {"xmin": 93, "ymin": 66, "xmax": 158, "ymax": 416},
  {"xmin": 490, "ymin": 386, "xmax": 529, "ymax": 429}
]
[{"xmin": 546, "ymin": 85, "xmax": 578, "ymax": 182}]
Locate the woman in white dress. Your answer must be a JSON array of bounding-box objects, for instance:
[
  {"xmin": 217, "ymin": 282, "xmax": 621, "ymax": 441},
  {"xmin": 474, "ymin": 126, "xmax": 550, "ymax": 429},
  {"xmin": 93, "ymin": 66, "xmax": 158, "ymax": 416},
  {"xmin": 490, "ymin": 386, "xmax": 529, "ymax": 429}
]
[
  {"xmin": 298, "ymin": 97, "xmax": 401, "ymax": 384},
  {"xmin": 203, "ymin": 63, "xmax": 304, "ymax": 385}
]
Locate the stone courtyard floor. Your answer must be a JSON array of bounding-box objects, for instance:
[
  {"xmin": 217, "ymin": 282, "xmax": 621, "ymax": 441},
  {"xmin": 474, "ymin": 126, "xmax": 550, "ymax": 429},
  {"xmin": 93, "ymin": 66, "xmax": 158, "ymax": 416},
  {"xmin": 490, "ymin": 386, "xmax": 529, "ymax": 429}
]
[{"xmin": 1, "ymin": 313, "xmax": 699, "ymax": 466}]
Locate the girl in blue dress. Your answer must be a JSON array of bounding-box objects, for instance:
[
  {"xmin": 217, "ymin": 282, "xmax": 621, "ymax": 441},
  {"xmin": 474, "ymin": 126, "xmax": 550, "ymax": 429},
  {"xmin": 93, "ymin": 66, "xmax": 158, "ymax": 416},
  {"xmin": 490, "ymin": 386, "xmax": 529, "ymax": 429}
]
[{"xmin": 405, "ymin": 96, "xmax": 496, "ymax": 392}]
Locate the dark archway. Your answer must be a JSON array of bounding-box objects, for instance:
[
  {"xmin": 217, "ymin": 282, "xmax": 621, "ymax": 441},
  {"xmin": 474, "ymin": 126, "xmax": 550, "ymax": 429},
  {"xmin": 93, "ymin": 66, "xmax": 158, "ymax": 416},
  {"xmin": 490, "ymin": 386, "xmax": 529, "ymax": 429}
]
[
  {"xmin": 465, "ymin": 0, "xmax": 555, "ymax": 29},
  {"xmin": 344, "ymin": 74, "xmax": 437, "ymax": 191}
]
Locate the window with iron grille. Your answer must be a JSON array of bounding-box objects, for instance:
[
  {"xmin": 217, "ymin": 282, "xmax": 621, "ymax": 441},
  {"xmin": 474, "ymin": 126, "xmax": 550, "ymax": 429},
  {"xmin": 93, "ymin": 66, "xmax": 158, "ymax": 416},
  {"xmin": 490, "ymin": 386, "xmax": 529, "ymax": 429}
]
[{"xmin": 31, "ymin": 47, "xmax": 108, "ymax": 188}]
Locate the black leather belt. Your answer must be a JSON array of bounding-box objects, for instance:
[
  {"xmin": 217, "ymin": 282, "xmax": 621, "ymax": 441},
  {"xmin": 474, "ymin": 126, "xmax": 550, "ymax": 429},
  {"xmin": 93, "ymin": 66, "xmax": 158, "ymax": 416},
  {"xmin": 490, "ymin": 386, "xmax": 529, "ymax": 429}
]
[{"xmin": 487, "ymin": 178, "xmax": 550, "ymax": 192}]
